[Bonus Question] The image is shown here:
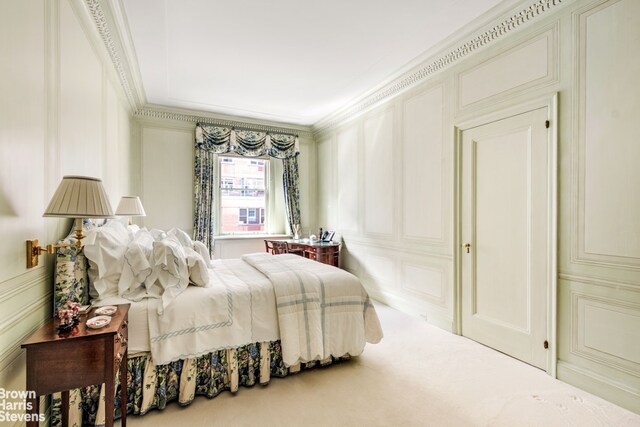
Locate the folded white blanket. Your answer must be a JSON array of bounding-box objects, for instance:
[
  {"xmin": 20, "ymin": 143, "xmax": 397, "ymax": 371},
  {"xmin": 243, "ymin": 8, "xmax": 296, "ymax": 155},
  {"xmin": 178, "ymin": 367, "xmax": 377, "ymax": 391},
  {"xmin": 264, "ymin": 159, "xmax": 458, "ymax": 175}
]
[{"xmin": 242, "ymin": 253, "xmax": 383, "ymax": 367}]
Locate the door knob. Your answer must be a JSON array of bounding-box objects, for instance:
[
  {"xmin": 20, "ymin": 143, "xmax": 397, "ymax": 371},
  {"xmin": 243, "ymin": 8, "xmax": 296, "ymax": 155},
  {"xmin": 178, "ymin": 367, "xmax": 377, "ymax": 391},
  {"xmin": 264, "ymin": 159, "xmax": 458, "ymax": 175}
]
[{"xmin": 464, "ymin": 243, "xmax": 471, "ymax": 253}]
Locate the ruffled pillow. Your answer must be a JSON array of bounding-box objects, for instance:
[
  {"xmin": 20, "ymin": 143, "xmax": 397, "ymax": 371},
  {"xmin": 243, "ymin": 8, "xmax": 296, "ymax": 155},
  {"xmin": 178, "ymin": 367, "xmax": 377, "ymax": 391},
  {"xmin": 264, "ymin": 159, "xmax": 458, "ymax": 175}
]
[
  {"xmin": 147, "ymin": 234, "xmax": 189, "ymax": 314},
  {"xmin": 83, "ymin": 220, "xmax": 132, "ymax": 300},
  {"xmin": 184, "ymin": 247, "xmax": 210, "ymax": 287},
  {"xmin": 193, "ymin": 240, "xmax": 213, "ymax": 267},
  {"xmin": 119, "ymin": 229, "xmax": 154, "ymax": 301}
]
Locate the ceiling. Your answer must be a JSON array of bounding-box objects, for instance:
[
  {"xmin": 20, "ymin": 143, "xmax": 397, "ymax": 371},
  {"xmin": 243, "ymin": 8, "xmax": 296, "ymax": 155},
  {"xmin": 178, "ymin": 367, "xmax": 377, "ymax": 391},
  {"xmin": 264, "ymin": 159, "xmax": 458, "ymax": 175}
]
[{"xmin": 120, "ymin": 0, "xmax": 505, "ymax": 126}]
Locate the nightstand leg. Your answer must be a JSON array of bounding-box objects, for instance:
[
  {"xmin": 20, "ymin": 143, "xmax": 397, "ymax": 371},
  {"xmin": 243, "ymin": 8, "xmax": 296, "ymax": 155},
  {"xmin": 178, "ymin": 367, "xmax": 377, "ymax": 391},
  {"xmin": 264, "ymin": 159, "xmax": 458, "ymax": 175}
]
[
  {"xmin": 61, "ymin": 390, "xmax": 69, "ymax": 426},
  {"xmin": 105, "ymin": 379, "xmax": 114, "ymax": 426},
  {"xmin": 25, "ymin": 395, "xmax": 38, "ymax": 427},
  {"xmin": 120, "ymin": 348, "xmax": 127, "ymax": 427}
]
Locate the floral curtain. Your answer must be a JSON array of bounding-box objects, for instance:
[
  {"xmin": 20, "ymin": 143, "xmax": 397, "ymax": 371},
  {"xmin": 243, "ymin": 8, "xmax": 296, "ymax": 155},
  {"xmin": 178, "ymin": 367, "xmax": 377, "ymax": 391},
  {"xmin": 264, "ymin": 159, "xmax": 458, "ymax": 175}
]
[
  {"xmin": 282, "ymin": 156, "xmax": 301, "ymax": 233},
  {"xmin": 193, "ymin": 124, "xmax": 301, "ymax": 249}
]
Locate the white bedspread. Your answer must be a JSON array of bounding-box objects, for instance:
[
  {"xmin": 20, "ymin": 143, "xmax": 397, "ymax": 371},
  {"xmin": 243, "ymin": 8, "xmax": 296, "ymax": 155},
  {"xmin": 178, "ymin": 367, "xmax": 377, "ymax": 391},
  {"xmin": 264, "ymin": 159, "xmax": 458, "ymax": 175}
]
[
  {"xmin": 145, "ymin": 258, "xmax": 279, "ymax": 365},
  {"xmin": 93, "ymin": 296, "xmax": 150, "ymax": 354},
  {"xmin": 241, "ymin": 253, "xmax": 383, "ymax": 367}
]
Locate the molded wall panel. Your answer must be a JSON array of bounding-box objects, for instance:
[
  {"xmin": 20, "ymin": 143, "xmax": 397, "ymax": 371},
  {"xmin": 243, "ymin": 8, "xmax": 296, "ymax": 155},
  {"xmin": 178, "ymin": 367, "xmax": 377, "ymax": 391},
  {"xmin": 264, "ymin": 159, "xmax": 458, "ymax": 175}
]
[
  {"xmin": 458, "ymin": 32, "xmax": 552, "ymax": 108},
  {"xmin": 582, "ymin": 299, "xmax": 640, "ymax": 365},
  {"xmin": 579, "ymin": 0, "xmax": 640, "ymax": 263},
  {"xmin": 0, "ymin": 0, "xmax": 46, "ymax": 283},
  {"xmin": 401, "ymin": 261, "xmax": 446, "ymax": 305},
  {"xmin": 360, "ymin": 252, "xmax": 395, "ymax": 288},
  {"xmin": 59, "ymin": 0, "xmax": 103, "ymax": 177},
  {"xmin": 141, "ymin": 126, "xmax": 194, "ymax": 233},
  {"xmin": 337, "ymin": 125, "xmax": 359, "ymax": 234},
  {"xmin": 317, "ymin": 136, "xmax": 334, "ymax": 230},
  {"xmin": 363, "ymin": 109, "xmax": 395, "ymax": 237},
  {"xmin": 402, "ymin": 85, "xmax": 444, "ymax": 243}
]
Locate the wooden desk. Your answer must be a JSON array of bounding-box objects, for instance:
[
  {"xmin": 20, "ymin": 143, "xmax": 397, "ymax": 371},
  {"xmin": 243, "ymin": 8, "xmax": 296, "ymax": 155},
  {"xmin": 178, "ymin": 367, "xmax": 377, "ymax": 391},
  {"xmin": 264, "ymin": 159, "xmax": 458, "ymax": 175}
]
[
  {"xmin": 266, "ymin": 239, "xmax": 340, "ymax": 267},
  {"xmin": 21, "ymin": 304, "xmax": 129, "ymax": 427}
]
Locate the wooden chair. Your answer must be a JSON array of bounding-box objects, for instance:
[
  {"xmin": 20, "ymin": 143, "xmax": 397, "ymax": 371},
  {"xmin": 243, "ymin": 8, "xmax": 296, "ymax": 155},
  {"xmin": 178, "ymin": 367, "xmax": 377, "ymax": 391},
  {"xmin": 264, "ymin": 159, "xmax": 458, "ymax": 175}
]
[
  {"xmin": 264, "ymin": 240, "xmax": 289, "ymax": 254},
  {"xmin": 264, "ymin": 240, "xmax": 305, "ymax": 256},
  {"xmin": 286, "ymin": 243, "xmax": 305, "ymax": 257}
]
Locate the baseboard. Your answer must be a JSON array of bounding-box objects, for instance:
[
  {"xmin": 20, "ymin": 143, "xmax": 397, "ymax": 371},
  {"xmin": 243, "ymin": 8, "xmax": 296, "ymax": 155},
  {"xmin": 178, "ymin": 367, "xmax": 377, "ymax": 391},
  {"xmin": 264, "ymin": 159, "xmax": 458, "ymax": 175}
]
[
  {"xmin": 557, "ymin": 361, "xmax": 640, "ymax": 415},
  {"xmin": 368, "ymin": 288, "xmax": 454, "ymax": 333}
]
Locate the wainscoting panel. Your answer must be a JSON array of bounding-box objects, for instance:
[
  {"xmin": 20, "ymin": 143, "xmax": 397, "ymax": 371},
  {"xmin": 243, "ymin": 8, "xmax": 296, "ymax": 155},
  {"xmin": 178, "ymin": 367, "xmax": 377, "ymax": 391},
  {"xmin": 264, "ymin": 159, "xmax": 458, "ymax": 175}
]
[
  {"xmin": 400, "ymin": 255, "xmax": 449, "ymax": 308},
  {"xmin": 363, "ymin": 108, "xmax": 395, "ymax": 238},
  {"xmin": 573, "ymin": 292, "xmax": 640, "ymax": 373},
  {"xmin": 574, "ymin": 0, "xmax": 640, "ymax": 269},
  {"xmin": 141, "ymin": 126, "xmax": 194, "ymax": 233},
  {"xmin": 58, "ymin": 0, "xmax": 104, "ymax": 178},
  {"xmin": 559, "ymin": 276, "xmax": 640, "ymax": 413},
  {"xmin": 401, "ymin": 84, "xmax": 445, "ymax": 244},
  {"xmin": 316, "ymin": 136, "xmax": 335, "ymax": 230},
  {"xmin": 0, "ymin": 0, "xmax": 46, "ymax": 283},
  {"xmin": 340, "ymin": 239, "xmax": 362, "ymax": 276},
  {"xmin": 336, "ymin": 125, "xmax": 359, "ymax": 234},
  {"xmin": 457, "ymin": 29, "xmax": 555, "ymax": 110},
  {"xmin": 103, "ymin": 78, "xmax": 124, "ymax": 206},
  {"xmin": 359, "ymin": 251, "xmax": 396, "ymax": 290}
]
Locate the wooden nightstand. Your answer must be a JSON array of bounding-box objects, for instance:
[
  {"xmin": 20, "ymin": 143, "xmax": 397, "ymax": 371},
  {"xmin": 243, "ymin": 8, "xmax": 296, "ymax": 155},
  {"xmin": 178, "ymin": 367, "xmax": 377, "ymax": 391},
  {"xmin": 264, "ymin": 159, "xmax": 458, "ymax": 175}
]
[{"xmin": 21, "ymin": 303, "xmax": 129, "ymax": 427}]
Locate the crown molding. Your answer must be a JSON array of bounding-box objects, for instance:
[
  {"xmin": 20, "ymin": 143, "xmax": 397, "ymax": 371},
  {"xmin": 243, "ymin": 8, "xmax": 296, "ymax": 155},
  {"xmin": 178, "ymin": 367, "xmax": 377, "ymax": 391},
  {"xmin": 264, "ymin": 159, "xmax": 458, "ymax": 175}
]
[
  {"xmin": 135, "ymin": 106, "xmax": 314, "ymax": 138},
  {"xmin": 311, "ymin": 0, "xmax": 565, "ymax": 136},
  {"xmin": 86, "ymin": 0, "xmax": 564, "ymax": 140},
  {"xmin": 84, "ymin": 0, "xmax": 142, "ymax": 110}
]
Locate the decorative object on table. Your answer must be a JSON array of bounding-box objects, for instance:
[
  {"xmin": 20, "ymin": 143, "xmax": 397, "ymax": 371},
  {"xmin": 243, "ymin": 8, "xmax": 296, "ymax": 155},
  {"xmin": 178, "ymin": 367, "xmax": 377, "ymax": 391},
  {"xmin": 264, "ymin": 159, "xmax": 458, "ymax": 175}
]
[
  {"xmin": 25, "ymin": 175, "xmax": 114, "ymax": 268},
  {"xmin": 321, "ymin": 230, "xmax": 335, "ymax": 242},
  {"xmin": 57, "ymin": 301, "xmax": 81, "ymax": 333},
  {"xmin": 95, "ymin": 305, "xmax": 117, "ymax": 316},
  {"xmin": 115, "ymin": 196, "xmax": 146, "ymax": 225},
  {"xmin": 292, "ymin": 223, "xmax": 301, "ymax": 240},
  {"xmin": 309, "ymin": 234, "xmax": 317, "ymax": 242},
  {"xmin": 86, "ymin": 315, "xmax": 111, "ymax": 329}
]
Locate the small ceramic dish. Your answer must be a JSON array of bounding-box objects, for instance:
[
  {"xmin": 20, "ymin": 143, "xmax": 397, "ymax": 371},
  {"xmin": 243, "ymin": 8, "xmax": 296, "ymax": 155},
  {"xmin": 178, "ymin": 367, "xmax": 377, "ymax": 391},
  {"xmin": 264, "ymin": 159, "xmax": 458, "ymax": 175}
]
[
  {"xmin": 95, "ymin": 305, "xmax": 117, "ymax": 316},
  {"xmin": 86, "ymin": 315, "xmax": 111, "ymax": 329}
]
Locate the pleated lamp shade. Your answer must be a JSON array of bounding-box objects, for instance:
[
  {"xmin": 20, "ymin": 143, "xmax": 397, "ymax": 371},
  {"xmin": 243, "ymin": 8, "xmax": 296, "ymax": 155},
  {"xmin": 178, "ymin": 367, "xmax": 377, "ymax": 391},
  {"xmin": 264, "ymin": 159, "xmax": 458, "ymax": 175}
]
[
  {"xmin": 115, "ymin": 196, "xmax": 146, "ymax": 217},
  {"xmin": 43, "ymin": 176, "xmax": 114, "ymax": 218}
]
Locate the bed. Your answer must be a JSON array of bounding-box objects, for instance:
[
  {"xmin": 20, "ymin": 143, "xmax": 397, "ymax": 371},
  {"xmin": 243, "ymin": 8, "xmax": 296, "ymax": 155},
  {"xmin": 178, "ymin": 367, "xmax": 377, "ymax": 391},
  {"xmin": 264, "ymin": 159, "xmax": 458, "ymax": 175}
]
[{"xmin": 50, "ymin": 220, "xmax": 382, "ymax": 426}]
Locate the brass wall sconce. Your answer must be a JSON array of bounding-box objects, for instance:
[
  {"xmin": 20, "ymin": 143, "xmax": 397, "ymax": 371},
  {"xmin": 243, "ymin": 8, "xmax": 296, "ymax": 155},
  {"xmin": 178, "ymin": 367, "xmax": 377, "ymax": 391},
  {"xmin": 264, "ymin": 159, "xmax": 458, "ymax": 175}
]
[{"xmin": 26, "ymin": 175, "xmax": 114, "ymax": 268}]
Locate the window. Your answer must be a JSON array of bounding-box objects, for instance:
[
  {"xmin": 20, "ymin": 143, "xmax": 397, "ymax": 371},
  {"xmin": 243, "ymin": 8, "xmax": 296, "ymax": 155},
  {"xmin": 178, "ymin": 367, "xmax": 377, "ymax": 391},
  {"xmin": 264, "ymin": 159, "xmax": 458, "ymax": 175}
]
[
  {"xmin": 219, "ymin": 156, "xmax": 268, "ymax": 234},
  {"xmin": 238, "ymin": 207, "xmax": 265, "ymax": 225}
]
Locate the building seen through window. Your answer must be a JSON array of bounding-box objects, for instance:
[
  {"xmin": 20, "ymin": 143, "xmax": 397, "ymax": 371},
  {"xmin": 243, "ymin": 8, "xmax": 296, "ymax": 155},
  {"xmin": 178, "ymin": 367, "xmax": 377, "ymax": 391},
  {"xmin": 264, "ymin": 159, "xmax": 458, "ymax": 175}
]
[{"xmin": 219, "ymin": 156, "xmax": 267, "ymax": 233}]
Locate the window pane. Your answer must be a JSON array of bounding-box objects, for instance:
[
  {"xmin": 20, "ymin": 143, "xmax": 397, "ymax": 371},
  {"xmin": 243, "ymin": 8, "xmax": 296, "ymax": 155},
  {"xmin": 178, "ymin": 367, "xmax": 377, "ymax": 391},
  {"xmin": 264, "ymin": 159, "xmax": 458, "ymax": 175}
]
[{"xmin": 219, "ymin": 156, "xmax": 267, "ymax": 233}]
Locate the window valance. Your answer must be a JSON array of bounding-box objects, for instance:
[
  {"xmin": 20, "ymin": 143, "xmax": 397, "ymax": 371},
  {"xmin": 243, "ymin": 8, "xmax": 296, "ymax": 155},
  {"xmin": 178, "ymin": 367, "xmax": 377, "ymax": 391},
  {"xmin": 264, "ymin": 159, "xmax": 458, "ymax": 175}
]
[{"xmin": 195, "ymin": 123, "xmax": 299, "ymax": 159}]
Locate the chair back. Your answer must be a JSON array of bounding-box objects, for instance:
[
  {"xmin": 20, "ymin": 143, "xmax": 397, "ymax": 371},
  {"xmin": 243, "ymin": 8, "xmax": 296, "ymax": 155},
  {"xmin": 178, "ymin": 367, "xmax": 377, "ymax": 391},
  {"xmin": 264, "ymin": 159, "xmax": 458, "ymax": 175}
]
[{"xmin": 265, "ymin": 239, "xmax": 289, "ymax": 254}]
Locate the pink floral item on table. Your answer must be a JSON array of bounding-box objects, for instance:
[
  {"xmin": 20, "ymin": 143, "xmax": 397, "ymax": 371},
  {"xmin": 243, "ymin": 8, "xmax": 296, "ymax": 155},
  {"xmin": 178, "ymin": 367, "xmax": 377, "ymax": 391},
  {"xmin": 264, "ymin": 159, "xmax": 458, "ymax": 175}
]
[{"xmin": 57, "ymin": 301, "xmax": 81, "ymax": 333}]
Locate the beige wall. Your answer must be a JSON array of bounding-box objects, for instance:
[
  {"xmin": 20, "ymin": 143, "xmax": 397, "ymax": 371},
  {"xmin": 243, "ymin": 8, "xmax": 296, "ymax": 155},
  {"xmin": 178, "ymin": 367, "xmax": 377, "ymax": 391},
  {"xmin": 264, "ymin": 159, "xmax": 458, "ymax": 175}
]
[
  {"xmin": 314, "ymin": 0, "xmax": 640, "ymax": 413},
  {"xmin": 0, "ymin": 0, "xmax": 134, "ymax": 417}
]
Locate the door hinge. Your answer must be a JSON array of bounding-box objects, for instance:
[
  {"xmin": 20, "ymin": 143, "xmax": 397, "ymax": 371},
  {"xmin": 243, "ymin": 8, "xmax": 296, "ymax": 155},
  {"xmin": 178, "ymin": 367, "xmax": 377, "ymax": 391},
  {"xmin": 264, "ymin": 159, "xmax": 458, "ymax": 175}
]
[
  {"xmin": 543, "ymin": 340, "xmax": 549, "ymax": 349},
  {"xmin": 545, "ymin": 120, "xmax": 550, "ymax": 128}
]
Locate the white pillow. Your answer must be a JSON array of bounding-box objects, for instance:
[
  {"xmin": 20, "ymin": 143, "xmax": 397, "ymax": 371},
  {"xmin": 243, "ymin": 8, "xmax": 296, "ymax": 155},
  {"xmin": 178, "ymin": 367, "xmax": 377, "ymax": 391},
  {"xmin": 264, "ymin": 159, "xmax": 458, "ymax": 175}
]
[
  {"xmin": 184, "ymin": 247, "xmax": 210, "ymax": 287},
  {"xmin": 119, "ymin": 229, "xmax": 154, "ymax": 300},
  {"xmin": 147, "ymin": 234, "xmax": 189, "ymax": 314},
  {"xmin": 83, "ymin": 220, "xmax": 132, "ymax": 300},
  {"xmin": 193, "ymin": 240, "xmax": 213, "ymax": 267},
  {"xmin": 167, "ymin": 228, "xmax": 193, "ymax": 249}
]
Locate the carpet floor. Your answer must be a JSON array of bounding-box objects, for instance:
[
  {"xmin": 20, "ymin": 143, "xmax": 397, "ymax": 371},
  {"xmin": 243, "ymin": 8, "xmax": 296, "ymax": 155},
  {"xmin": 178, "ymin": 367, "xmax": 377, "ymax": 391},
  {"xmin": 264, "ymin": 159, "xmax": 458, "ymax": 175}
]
[{"xmin": 120, "ymin": 302, "xmax": 640, "ymax": 426}]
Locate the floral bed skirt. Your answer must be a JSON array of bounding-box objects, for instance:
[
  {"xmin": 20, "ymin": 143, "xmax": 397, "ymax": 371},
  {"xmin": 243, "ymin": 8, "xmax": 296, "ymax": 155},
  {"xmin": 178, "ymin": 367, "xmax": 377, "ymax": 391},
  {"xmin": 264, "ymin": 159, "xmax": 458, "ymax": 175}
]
[{"xmin": 51, "ymin": 340, "xmax": 348, "ymax": 426}]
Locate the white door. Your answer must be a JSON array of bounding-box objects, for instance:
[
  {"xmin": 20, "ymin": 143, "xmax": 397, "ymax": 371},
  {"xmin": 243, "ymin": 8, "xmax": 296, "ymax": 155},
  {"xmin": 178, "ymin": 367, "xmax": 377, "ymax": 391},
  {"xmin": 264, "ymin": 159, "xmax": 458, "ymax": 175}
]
[{"xmin": 461, "ymin": 107, "xmax": 551, "ymax": 370}]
